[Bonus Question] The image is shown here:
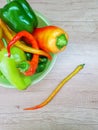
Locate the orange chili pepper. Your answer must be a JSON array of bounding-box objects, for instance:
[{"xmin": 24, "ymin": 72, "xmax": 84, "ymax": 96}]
[{"xmin": 24, "ymin": 64, "xmax": 85, "ymax": 110}]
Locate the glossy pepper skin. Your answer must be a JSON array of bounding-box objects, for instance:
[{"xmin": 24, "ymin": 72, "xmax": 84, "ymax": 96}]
[
  {"xmin": 0, "ymin": 0, "xmax": 38, "ymax": 33},
  {"xmin": 0, "ymin": 48, "xmax": 31, "ymax": 90},
  {"xmin": 0, "ymin": 57, "xmax": 31, "ymax": 90},
  {"xmin": 33, "ymin": 26, "xmax": 69, "ymax": 53}
]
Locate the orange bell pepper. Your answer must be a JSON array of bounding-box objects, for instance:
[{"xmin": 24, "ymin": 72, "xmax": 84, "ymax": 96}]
[{"xmin": 33, "ymin": 25, "xmax": 69, "ymax": 53}]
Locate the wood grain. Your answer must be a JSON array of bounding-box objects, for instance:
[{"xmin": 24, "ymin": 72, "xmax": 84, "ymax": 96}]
[{"xmin": 0, "ymin": 0, "xmax": 98, "ymax": 130}]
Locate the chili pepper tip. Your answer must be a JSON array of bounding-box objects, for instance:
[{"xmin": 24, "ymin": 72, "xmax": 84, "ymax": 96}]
[
  {"xmin": 24, "ymin": 105, "xmax": 40, "ymax": 110},
  {"xmin": 80, "ymin": 64, "xmax": 85, "ymax": 68},
  {"xmin": 82, "ymin": 64, "xmax": 85, "ymax": 67}
]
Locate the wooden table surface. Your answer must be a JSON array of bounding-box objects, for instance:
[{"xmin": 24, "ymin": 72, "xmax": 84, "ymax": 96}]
[{"xmin": 0, "ymin": 0, "xmax": 98, "ymax": 130}]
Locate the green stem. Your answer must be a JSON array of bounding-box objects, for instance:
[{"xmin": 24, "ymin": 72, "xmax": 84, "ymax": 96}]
[
  {"xmin": 16, "ymin": 61, "xmax": 30, "ymax": 72},
  {"xmin": 56, "ymin": 34, "xmax": 68, "ymax": 50}
]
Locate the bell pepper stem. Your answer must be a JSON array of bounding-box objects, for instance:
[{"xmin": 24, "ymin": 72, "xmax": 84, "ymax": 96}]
[
  {"xmin": 16, "ymin": 61, "xmax": 30, "ymax": 72},
  {"xmin": 56, "ymin": 34, "xmax": 68, "ymax": 49}
]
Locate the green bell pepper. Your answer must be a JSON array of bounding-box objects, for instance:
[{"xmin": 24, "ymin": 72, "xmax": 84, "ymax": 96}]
[
  {"xmin": 0, "ymin": 47, "xmax": 31, "ymax": 90},
  {"xmin": 10, "ymin": 46, "xmax": 27, "ymax": 64},
  {"xmin": 0, "ymin": 0, "xmax": 38, "ymax": 33},
  {"xmin": 0, "ymin": 46, "xmax": 26, "ymax": 63},
  {"xmin": 0, "ymin": 57, "xmax": 31, "ymax": 90}
]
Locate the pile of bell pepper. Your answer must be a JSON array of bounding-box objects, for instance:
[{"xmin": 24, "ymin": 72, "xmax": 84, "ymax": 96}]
[{"xmin": 0, "ymin": 0, "xmax": 69, "ymax": 90}]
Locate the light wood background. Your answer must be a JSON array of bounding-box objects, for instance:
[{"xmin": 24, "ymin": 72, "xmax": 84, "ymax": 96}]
[{"xmin": 0, "ymin": 0, "xmax": 98, "ymax": 130}]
